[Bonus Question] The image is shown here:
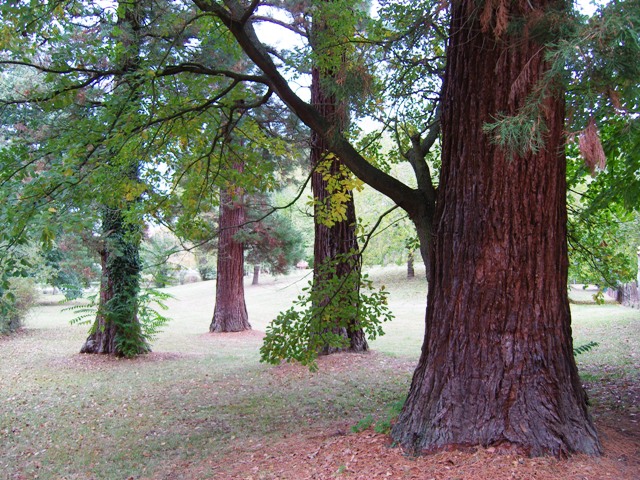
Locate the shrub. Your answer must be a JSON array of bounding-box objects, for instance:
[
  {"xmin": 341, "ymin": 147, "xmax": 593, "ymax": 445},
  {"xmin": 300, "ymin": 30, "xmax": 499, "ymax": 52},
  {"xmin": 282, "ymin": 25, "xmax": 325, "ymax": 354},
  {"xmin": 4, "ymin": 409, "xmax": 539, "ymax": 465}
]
[{"xmin": 0, "ymin": 277, "xmax": 37, "ymax": 334}]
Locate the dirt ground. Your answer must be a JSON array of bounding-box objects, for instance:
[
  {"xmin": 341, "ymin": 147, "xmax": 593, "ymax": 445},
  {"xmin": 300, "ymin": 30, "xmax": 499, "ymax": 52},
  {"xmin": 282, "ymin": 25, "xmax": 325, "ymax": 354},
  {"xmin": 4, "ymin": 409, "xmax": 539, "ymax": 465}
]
[
  {"xmin": 210, "ymin": 422, "xmax": 639, "ymax": 480},
  {"xmin": 148, "ymin": 352, "xmax": 640, "ymax": 480}
]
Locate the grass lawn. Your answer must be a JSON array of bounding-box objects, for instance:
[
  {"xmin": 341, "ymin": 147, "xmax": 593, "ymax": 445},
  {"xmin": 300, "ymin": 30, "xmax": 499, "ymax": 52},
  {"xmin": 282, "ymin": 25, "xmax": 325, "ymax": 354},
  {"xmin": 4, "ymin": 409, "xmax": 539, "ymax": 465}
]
[{"xmin": 1, "ymin": 266, "xmax": 638, "ymax": 479}]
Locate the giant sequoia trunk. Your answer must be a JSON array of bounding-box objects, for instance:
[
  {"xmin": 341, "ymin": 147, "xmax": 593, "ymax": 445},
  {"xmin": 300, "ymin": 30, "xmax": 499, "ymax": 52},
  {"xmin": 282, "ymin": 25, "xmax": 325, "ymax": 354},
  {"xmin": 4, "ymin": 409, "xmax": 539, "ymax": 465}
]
[
  {"xmin": 391, "ymin": 0, "xmax": 601, "ymax": 456},
  {"xmin": 310, "ymin": 65, "xmax": 367, "ymax": 354},
  {"xmin": 81, "ymin": 206, "xmax": 148, "ymax": 356},
  {"xmin": 210, "ymin": 185, "xmax": 250, "ymax": 332}
]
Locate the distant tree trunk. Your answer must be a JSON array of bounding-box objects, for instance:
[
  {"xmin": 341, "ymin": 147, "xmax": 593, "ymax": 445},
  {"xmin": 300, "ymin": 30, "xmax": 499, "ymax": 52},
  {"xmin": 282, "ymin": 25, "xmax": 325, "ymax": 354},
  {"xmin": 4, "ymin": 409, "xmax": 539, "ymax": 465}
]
[
  {"xmin": 407, "ymin": 250, "xmax": 415, "ymax": 278},
  {"xmin": 252, "ymin": 264, "xmax": 260, "ymax": 285},
  {"xmin": 391, "ymin": 0, "xmax": 601, "ymax": 456},
  {"xmin": 81, "ymin": 206, "xmax": 148, "ymax": 356},
  {"xmin": 210, "ymin": 184, "xmax": 250, "ymax": 332}
]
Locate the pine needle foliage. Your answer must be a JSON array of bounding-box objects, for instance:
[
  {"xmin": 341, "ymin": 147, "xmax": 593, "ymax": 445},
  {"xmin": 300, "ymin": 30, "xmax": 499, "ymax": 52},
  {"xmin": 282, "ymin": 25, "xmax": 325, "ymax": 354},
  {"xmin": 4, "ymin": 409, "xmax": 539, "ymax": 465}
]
[{"xmin": 483, "ymin": 0, "xmax": 640, "ymax": 159}]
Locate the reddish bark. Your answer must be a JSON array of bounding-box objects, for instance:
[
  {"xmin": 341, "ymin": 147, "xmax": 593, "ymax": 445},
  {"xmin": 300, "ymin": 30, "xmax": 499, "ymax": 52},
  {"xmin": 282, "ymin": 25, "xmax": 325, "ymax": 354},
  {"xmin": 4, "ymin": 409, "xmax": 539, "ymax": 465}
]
[
  {"xmin": 310, "ymin": 58, "xmax": 367, "ymax": 354},
  {"xmin": 210, "ymin": 185, "xmax": 250, "ymax": 333},
  {"xmin": 391, "ymin": 0, "xmax": 601, "ymax": 456}
]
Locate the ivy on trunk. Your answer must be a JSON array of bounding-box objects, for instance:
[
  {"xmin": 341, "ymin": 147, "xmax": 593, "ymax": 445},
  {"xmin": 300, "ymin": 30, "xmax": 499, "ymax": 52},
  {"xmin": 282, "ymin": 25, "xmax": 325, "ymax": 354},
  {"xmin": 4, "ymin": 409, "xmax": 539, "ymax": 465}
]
[{"xmin": 81, "ymin": 206, "xmax": 149, "ymax": 357}]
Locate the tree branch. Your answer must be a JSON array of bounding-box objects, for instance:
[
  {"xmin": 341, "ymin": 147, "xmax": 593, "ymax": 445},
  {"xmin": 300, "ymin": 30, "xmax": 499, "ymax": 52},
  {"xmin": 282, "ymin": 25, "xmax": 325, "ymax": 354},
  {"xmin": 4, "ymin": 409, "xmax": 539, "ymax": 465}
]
[
  {"xmin": 157, "ymin": 62, "xmax": 269, "ymax": 84},
  {"xmin": 192, "ymin": 0, "xmax": 423, "ymax": 219}
]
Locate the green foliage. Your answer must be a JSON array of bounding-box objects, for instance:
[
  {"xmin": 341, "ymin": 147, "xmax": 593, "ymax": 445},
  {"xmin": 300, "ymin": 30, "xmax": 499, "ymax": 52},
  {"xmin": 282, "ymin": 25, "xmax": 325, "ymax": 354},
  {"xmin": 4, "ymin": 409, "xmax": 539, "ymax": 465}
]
[
  {"xmin": 239, "ymin": 198, "xmax": 307, "ymax": 276},
  {"xmin": 573, "ymin": 341, "xmax": 599, "ymax": 356},
  {"xmin": 41, "ymin": 234, "xmax": 100, "ymax": 300},
  {"xmin": 260, "ymin": 255, "xmax": 393, "ymax": 370},
  {"xmin": 0, "ymin": 0, "xmax": 289, "ymax": 293},
  {"xmin": 0, "ymin": 277, "xmax": 37, "ymax": 335},
  {"xmin": 121, "ymin": 288, "xmax": 173, "ymax": 355},
  {"xmin": 354, "ymin": 166, "xmax": 421, "ymax": 267},
  {"xmin": 482, "ymin": 97, "xmax": 549, "ymax": 158},
  {"xmin": 351, "ymin": 414, "xmax": 375, "ymax": 433},
  {"xmin": 0, "ymin": 240, "xmax": 37, "ymax": 334},
  {"xmin": 483, "ymin": 0, "xmax": 640, "ymax": 161},
  {"xmin": 310, "ymin": 155, "xmax": 364, "ymax": 228},
  {"xmin": 194, "ymin": 250, "xmax": 217, "ymax": 281},
  {"xmin": 351, "ymin": 397, "xmax": 406, "ymax": 435},
  {"xmin": 374, "ymin": 398, "xmax": 405, "ymax": 434},
  {"xmin": 567, "ymin": 205, "xmax": 637, "ymax": 287},
  {"xmin": 66, "ymin": 287, "xmax": 173, "ymax": 357},
  {"xmin": 566, "ymin": 119, "xmax": 639, "ymax": 288},
  {"xmin": 65, "ymin": 293, "xmax": 100, "ymax": 327},
  {"xmin": 141, "ymin": 233, "xmax": 181, "ymax": 288}
]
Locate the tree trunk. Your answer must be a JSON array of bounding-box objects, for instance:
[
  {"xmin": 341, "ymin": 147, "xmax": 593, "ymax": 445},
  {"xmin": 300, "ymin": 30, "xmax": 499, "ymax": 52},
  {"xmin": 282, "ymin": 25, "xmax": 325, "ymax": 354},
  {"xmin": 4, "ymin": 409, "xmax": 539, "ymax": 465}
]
[
  {"xmin": 210, "ymin": 185, "xmax": 250, "ymax": 332},
  {"xmin": 81, "ymin": 206, "xmax": 148, "ymax": 356},
  {"xmin": 81, "ymin": 0, "xmax": 149, "ymax": 357},
  {"xmin": 310, "ymin": 0, "xmax": 369, "ymax": 355},
  {"xmin": 407, "ymin": 250, "xmax": 415, "ymax": 278},
  {"xmin": 391, "ymin": 0, "xmax": 601, "ymax": 456},
  {"xmin": 309, "ymin": 5, "xmax": 367, "ymax": 354},
  {"xmin": 252, "ymin": 264, "xmax": 260, "ymax": 285}
]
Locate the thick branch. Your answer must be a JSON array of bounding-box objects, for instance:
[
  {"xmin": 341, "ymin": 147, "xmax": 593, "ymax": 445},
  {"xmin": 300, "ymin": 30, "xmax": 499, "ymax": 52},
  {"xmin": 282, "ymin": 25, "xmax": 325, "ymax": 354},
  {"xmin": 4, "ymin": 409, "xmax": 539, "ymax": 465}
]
[
  {"xmin": 192, "ymin": 0, "xmax": 422, "ymax": 218},
  {"xmin": 404, "ymin": 112, "xmax": 440, "ymax": 207},
  {"xmin": 158, "ymin": 62, "xmax": 269, "ymax": 84}
]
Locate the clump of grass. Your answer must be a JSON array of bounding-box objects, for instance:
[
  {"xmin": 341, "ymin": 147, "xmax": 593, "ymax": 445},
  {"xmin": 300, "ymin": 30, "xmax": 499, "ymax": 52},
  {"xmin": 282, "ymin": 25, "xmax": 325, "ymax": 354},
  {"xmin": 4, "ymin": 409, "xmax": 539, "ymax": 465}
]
[
  {"xmin": 351, "ymin": 397, "xmax": 406, "ymax": 435},
  {"xmin": 351, "ymin": 414, "xmax": 375, "ymax": 433}
]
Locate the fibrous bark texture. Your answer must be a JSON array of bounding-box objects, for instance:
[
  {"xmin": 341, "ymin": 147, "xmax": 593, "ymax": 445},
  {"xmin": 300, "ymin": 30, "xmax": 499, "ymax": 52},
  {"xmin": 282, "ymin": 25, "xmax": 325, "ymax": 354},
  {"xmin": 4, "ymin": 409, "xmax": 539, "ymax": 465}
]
[
  {"xmin": 391, "ymin": 0, "xmax": 601, "ymax": 456},
  {"xmin": 310, "ymin": 62, "xmax": 367, "ymax": 354},
  {"xmin": 210, "ymin": 185, "xmax": 250, "ymax": 333}
]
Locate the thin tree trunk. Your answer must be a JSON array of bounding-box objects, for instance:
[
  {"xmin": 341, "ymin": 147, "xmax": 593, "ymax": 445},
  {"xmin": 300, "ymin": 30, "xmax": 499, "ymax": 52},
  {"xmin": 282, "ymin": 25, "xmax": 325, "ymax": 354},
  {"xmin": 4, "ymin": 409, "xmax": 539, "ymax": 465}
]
[
  {"xmin": 407, "ymin": 250, "xmax": 415, "ymax": 278},
  {"xmin": 252, "ymin": 264, "xmax": 260, "ymax": 285},
  {"xmin": 391, "ymin": 0, "xmax": 601, "ymax": 456},
  {"xmin": 210, "ymin": 185, "xmax": 250, "ymax": 332}
]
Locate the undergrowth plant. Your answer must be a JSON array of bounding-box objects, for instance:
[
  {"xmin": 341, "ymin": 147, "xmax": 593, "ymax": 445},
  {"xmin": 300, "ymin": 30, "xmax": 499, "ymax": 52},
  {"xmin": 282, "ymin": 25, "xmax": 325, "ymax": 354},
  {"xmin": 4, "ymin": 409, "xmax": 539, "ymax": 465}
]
[
  {"xmin": 65, "ymin": 287, "xmax": 173, "ymax": 356},
  {"xmin": 260, "ymin": 254, "xmax": 393, "ymax": 370},
  {"xmin": 573, "ymin": 341, "xmax": 599, "ymax": 356},
  {"xmin": 0, "ymin": 277, "xmax": 37, "ymax": 334},
  {"xmin": 352, "ymin": 398, "xmax": 406, "ymax": 435}
]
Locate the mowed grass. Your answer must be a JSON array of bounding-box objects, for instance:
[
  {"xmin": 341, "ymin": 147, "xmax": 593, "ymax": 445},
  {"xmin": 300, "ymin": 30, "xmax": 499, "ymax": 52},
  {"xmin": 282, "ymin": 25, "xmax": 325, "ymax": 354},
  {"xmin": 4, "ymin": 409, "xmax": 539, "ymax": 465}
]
[{"xmin": 1, "ymin": 265, "xmax": 638, "ymax": 479}]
